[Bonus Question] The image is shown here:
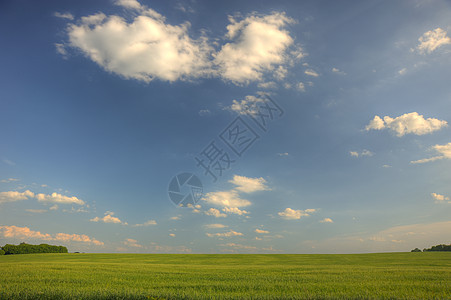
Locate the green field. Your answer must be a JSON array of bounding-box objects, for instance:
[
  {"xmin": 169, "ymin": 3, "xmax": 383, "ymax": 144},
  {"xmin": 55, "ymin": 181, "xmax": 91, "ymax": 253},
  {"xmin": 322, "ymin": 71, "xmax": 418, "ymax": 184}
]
[{"xmin": 0, "ymin": 252, "xmax": 450, "ymax": 299}]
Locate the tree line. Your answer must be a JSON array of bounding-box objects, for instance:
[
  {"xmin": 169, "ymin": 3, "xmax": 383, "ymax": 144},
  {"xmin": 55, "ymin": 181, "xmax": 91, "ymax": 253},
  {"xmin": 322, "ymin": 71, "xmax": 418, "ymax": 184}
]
[
  {"xmin": 411, "ymin": 244, "xmax": 451, "ymax": 252},
  {"xmin": 0, "ymin": 243, "xmax": 68, "ymax": 255}
]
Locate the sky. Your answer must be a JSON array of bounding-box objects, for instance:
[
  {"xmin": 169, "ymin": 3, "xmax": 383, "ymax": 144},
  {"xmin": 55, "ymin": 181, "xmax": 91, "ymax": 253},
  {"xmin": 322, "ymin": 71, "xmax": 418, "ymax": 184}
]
[{"xmin": 1, "ymin": 0, "xmax": 451, "ymax": 254}]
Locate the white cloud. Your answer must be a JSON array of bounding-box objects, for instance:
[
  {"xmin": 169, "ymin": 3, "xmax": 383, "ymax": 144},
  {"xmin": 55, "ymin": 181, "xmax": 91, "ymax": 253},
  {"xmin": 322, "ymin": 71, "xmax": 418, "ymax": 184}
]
[
  {"xmin": 278, "ymin": 207, "xmax": 316, "ymax": 220},
  {"xmin": 229, "ymin": 175, "xmax": 270, "ymax": 193},
  {"xmin": 169, "ymin": 233, "xmax": 176, "ymax": 237},
  {"xmin": 49, "ymin": 205, "xmax": 59, "ymax": 211},
  {"xmin": 170, "ymin": 216, "xmax": 181, "ymax": 220},
  {"xmin": 198, "ymin": 109, "xmax": 211, "ymax": 116},
  {"xmin": 365, "ymin": 112, "xmax": 447, "ymax": 137},
  {"xmin": 36, "ymin": 192, "xmax": 85, "ymax": 205},
  {"xmin": 0, "ymin": 225, "xmax": 103, "ymax": 246},
  {"xmin": 349, "ymin": 149, "xmax": 374, "ymax": 158},
  {"xmin": 304, "ymin": 69, "xmax": 319, "ymax": 77},
  {"xmin": 331, "ymin": 67, "xmax": 346, "ymax": 75},
  {"xmin": 123, "ymin": 238, "xmax": 143, "ymax": 248},
  {"xmin": 228, "ymin": 95, "xmax": 266, "ymax": 115},
  {"xmin": 274, "ymin": 66, "xmax": 287, "ymax": 81},
  {"xmin": 255, "ymin": 228, "xmax": 269, "ymax": 234},
  {"xmin": 54, "ymin": 12, "xmax": 74, "ymax": 20},
  {"xmin": 398, "ymin": 68, "xmax": 407, "ymax": 75},
  {"xmin": 296, "ymin": 82, "xmax": 305, "ymax": 92},
  {"xmin": 115, "ymin": 0, "xmax": 142, "ymax": 10},
  {"xmin": 133, "ymin": 219, "xmax": 157, "ymax": 226},
  {"xmin": 431, "ymin": 192, "xmax": 450, "ymax": 203},
  {"xmin": 411, "ymin": 142, "xmax": 451, "ymax": 164},
  {"xmin": 67, "ymin": 4, "xmax": 212, "ymax": 83},
  {"xmin": 202, "ymin": 190, "xmax": 251, "ymax": 208},
  {"xmin": 90, "ymin": 211, "xmax": 128, "ymax": 225},
  {"xmin": 204, "ymin": 208, "xmax": 227, "ymax": 218},
  {"xmin": 0, "ymin": 178, "xmax": 19, "ymax": 183},
  {"xmin": 416, "ymin": 28, "xmax": 451, "ymax": 54},
  {"xmin": 257, "ymin": 81, "xmax": 277, "ymax": 89},
  {"xmin": 277, "ymin": 152, "xmax": 289, "ymax": 156},
  {"xmin": 320, "ymin": 218, "xmax": 334, "ymax": 223},
  {"xmin": 0, "ymin": 190, "xmax": 34, "ymax": 203},
  {"xmin": 214, "ymin": 12, "xmax": 295, "ymax": 84},
  {"xmin": 206, "ymin": 230, "xmax": 243, "ymax": 237},
  {"xmin": 222, "ymin": 207, "xmax": 249, "ymax": 215},
  {"xmin": 204, "ymin": 224, "xmax": 228, "ymax": 229}
]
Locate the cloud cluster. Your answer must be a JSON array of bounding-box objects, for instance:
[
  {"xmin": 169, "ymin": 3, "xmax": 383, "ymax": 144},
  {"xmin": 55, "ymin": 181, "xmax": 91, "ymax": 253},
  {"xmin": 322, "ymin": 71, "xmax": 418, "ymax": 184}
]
[
  {"xmin": 278, "ymin": 208, "xmax": 316, "ymax": 220},
  {"xmin": 431, "ymin": 192, "xmax": 450, "ymax": 203},
  {"xmin": 202, "ymin": 175, "xmax": 270, "ymax": 217},
  {"xmin": 416, "ymin": 28, "xmax": 451, "ymax": 54},
  {"xmin": 60, "ymin": 1, "xmax": 301, "ymax": 85},
  {"xmin": 0, "ymin": 225, "xmax": 103, "ymax": 245},
  {"xmin": 411, "ymin": 142, "xmax": 451, "ymax": 164},
  {"xmin": 365, "ymin": 112, "xmax": 447, "ymax": 137},
  {"xmin": 0, "ymin": 190, "xmax": 84, "ymax": 206}
]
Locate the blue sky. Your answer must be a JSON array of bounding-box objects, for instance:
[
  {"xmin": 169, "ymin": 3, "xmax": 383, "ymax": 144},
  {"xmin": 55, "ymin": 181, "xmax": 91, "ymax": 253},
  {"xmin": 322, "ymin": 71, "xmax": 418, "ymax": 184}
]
[{"xmin": 1, "ymin": 0, "xmax": 450, "ymax": 253}]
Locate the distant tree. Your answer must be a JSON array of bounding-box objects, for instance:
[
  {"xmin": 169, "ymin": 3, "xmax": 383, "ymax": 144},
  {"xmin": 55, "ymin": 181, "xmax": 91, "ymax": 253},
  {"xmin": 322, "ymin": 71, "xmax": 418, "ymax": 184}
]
[
  {"xmin": 422, "ymin": 244, "xmax": 451, "ymax": 252},
  {"xmin": 0, "ymin": 248, "xmax": 5, "ymax": 255},
  {"xmin": 411, "ymin": 248, "xmax": 422, "ymax": 252},
  {"xmin": 1, "ymin": 243, "xmax": 68, "ymax": 255}
]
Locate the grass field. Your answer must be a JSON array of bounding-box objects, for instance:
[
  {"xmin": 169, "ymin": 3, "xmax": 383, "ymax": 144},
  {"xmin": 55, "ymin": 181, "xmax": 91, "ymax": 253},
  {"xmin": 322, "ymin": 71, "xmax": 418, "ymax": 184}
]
[{"xmin": 0, "ymin": 252, "xmax": 450, "ymax": 299}]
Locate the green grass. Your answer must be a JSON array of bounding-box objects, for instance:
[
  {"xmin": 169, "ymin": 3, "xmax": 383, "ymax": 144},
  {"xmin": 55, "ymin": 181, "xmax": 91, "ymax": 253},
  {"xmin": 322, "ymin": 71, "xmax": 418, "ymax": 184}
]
[{"xmin": 0, "ymin": 252, "xmax": 450, "ymax": 299}]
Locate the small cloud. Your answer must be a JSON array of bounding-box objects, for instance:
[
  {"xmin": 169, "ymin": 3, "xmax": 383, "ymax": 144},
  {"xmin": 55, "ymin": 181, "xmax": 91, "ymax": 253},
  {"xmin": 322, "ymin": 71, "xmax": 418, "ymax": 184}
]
[
  {"xmin": 331, "ymin": 67, "xmax": 346, "ymax": 75},
  {"xmin": 49, "ymin": 205, "xmax": 59, "ymax": 211},
  {"xmin": 296, "ymin": 82, "xmax": 306, "ymax": 92},
  {"xmin": 134, "ymin": 220, "xmax": 157, "ymax": 227},
  {"xmin": 398, "ymin": 68, "xmax": 407, "ymax": 75},
  {"xmin": 304, "ymin": 69, "xmax": 319, "ymax": 77},
  {"xmin": 278, "ymin": 208, "xmax": 316, "ymax": 220},
  {"xmin": 90, "ymin": 211, "xmax": 128, "ymax": 225},
  {"xmin": 349, "ymin": 150, "xmax": 374, "ymax": 158},
  {"xmin": 198, "ymin": 109, "xmax": 211, "ymax": 116},
  {"xmin": 365, "ymin": 112, "xmax": 447, "ymax": 137},
  {"xmin": 382, "ymin": 164, "xmax": 392, "ymax": 168},
  {"xmin": 123, "ymin": 238, "xmax": 143, "ymax": 248},
  {"xmin": 1, "ymin": 178, "xmax": 19, "ymax": 183},
  {"xmin": 204, "ymin": 208, "xmax": 227, "ymax": 218},
  {"xmin": 206, "ymin": 230, "xmax": 243, "ymax": 237},
  {"xmin": 229, "ymin": 175, "xmax": 270, "ymax": 193},
  {"xmin": 26, "ymin": 209, "xmax": 47, "ymax": 214},
  {"xmin": 416, "ymin": 28, "xmax": 451, "ymax": 54},
  {"xmin": 431, "ymin": 192, "xmax": 450, "ymax": 203},
  {"xmin": 320, "ymin": 218, "xmax": 334, "ymax": 223},
  {"xmin": 255, "ymin": 228, "xmax": 269, "ymax": 234},
  {"xmin": 204, "ymin": 224, "xmax": 228, "ymax": 229},
  {"xmin": 257, "ymin": 81, "xmax": 277, "ymax": 89},
  {"xmin": 169, "ymin": 233, "xmax": 176, "ymax": 237},
  {"xmin": 222, "ymin": 207, "xmax": 249, "ymax": 215},
  {"xmin": 170, "ymin": 216, "xmax": 181, "ymax": 220},
  {"xmin": 411, "ymin": 142, "xmax": 451, "ymax": 164},
  {"xmin": 277, "ymin": 152, "xmax": 289, "ymax": 156},
  {"xmin": 53, "ymin": 12, "xmax": 74, "ymax": 20}
]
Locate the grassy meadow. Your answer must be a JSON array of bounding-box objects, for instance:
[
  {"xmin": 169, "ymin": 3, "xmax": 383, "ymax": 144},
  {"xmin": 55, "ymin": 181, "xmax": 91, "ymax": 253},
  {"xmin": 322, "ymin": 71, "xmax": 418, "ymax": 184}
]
[{"xmin": 0, "ymin": 252, "xmax": 450, "ymax": 299}]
